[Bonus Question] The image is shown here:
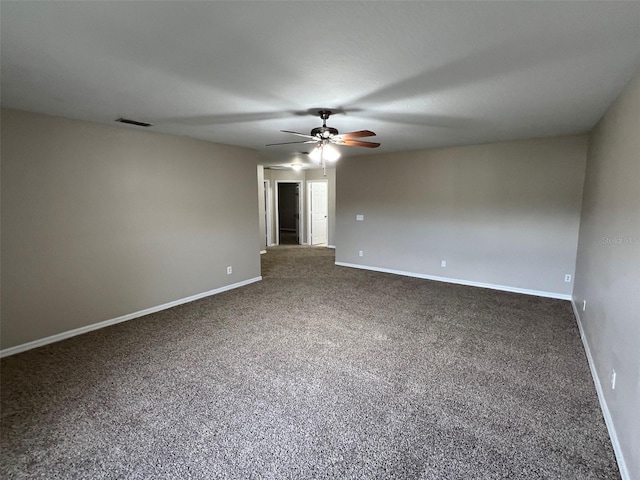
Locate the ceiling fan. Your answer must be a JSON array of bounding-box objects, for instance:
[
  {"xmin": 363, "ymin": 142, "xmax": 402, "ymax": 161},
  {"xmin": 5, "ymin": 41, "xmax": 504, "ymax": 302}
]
[{"xmin": 266, "ymin": 109, "xmax": 380, "ymax": 152}]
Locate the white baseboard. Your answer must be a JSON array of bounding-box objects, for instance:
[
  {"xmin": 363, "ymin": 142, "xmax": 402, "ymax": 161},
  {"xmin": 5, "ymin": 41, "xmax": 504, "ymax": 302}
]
[
  {"xmin": 570, "ymin": 300, "xmax": 629, "ymax": 480},
  {"xmin": 0, "ymin": 276, "xmax": 262, "ymax": 358},
  {"xmin": 260, "ymin": 250, "xmax": 267, "ymax": 254},
  {"xmin": 327, "ymin": 245, "xmax": 336, "ymax": 249},
  {"xmin": 334, "ymin": 262, "xmax": 571, "ymax": 300}
]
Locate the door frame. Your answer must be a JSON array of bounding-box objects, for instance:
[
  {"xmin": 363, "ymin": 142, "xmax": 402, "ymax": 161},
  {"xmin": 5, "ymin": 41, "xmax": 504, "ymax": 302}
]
[
  {"xmin": 307, "ymin": 179, "xmax": 329, "ymax": 246},
  {"xmin": 274, "ymin": 180, "xmax": 304, "ymax": 245},
  {"xmin": 263, "ymin": 180, "xmax": 273, "ymax": 247}
]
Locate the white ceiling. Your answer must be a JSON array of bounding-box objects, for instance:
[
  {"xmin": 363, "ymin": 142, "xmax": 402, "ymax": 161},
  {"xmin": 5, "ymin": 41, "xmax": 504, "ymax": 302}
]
[{"xmin": 2, "ymin": 1, "xmax": 639, "ymax": 167}]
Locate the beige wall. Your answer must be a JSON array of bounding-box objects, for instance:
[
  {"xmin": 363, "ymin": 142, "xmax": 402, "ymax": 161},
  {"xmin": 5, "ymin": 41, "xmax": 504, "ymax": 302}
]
[
  {"xmin": 336, "ymin": 135, "xmax": 588, "ymax": 297},
  {"xmin": 574, "ymin": 71, "xmax": 640, "ymax": 479},
  {"xmin": 1, "ymin": 109, "xmax": 261, "ymax": 350}
]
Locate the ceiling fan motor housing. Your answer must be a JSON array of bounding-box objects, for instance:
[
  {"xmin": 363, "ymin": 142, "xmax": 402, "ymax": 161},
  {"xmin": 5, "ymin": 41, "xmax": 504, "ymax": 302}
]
[
  {"xmin": 310, "ymin": 126, "xmax": 339, "ymax": 138},
  {"xmin": 311, "ymin": 109, "xmax": 338, "ymax": 138}
]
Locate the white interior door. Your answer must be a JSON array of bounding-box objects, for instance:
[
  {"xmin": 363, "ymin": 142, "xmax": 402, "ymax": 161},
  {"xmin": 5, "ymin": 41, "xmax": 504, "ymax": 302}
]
[{"xmin": 309, "ymin": 181, "xmax": 328, "ymax": 245}]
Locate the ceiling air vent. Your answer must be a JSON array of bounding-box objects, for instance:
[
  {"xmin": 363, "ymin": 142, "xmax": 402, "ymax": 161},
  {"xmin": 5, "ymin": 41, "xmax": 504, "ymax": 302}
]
[{"xmin": 115, "ymin": 117, "xmax": 153, "ymax": 127}]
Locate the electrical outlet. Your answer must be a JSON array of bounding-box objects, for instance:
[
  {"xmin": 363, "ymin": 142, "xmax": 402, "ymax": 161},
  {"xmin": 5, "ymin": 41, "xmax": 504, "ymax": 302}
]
[
  {"xmin": 611, "ymin": 369, "xmax": 616, "ymax": 390},
  {"xmin": 227, "ymin": 266, "xmax": 232, "ymax": 275},
  {"xmin": 582, "ymin": 300, "xmax": 587, "ymax": 312},
  {"xmin": 356, "ymin": 214, "xmax": 364, "ymax": 221},
  {"xmin": 358, "ymin": 250, "xmax": 363, "ymax": 257},
  {"xmin": 441, "ymin": 260, "xmax": 447, "ymax": 268},
  {"xmin": 564, "ymin": 274, "xmax": 572, "ymax": 283}
]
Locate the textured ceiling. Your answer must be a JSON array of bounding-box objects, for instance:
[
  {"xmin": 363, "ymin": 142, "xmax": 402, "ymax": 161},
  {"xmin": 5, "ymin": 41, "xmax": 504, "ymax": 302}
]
[{"xmin": 2, "ymin": 1, "xmax": 639, "ymax": 167}]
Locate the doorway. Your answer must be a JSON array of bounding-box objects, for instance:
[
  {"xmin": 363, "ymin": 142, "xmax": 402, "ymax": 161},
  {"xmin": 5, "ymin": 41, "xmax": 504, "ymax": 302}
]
[
  {"xmin": 308, "ymin": 180, "xmax": 328, "ymax": 245},
  {"xmin": 275, "ymin": 181, "xmax": 303, "ymax": 245}
]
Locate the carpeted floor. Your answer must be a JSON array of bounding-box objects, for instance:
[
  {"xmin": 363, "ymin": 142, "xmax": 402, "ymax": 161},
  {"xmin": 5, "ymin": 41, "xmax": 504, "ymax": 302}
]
[{"xmin": 1, "ymin": 246, "xmax": 619, "ymax": 479}]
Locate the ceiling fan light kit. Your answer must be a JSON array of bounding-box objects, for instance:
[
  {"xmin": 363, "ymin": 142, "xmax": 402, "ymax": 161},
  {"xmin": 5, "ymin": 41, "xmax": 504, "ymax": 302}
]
[
  {"xmin": 309, "ymin": 143, "xmax": 340, "ymax": 164},
  {"xmin": 266, "ymin": 109, "xmax": 380, "ymax": 172}
]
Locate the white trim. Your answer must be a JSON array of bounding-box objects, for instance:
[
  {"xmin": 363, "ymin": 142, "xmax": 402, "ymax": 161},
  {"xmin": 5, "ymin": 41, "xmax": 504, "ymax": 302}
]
[
  {"xmin": 334, "ymin": 262, "xmax": 571, "ymax": 300},
  {"xmin": 327, "ymin": 245, "xmax": 336, "ymax": 249},
  {"xmin": 267, "ymin": 243, "xmax": 277, "ymax": 247},
  {"xmin": 260, "ymin": 250, "xmax": 267, "ymax": 254},
  {"xmin": 570, "ymin": 300, "xmax": 629, "ymax": 480},
  {"xmin": 263, "ymin": 179, "xmax": 272, "ymax": 249},
  {"xmin": 0, "ymin": 277, "xmax": 262, "ymax": 358},
  {"xmin": 274, "ymin": 180, "xmax": 303, "ymax": 245}
]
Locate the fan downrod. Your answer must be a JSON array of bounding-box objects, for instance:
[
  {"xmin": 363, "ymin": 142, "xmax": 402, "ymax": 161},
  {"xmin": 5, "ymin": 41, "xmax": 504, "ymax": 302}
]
[
  {"xmin": 318, "ymin": 110, "xmax": 332, "ymax": 125},
  {"xmin": 311, "ymin": 110, "xmax": 338, "ymax": 138}
]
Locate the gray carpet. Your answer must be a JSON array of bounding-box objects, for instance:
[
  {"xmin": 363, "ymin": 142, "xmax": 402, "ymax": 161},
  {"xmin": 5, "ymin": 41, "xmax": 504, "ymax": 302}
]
[{"xmin": 1, "ymin": 246, "xmax": 619, "ymax": 479}]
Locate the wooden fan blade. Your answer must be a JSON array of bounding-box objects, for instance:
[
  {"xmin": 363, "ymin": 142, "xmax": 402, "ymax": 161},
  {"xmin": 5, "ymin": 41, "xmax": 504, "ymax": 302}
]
[
  {"xmin": 333, "ymin": 130, "xmax": 376, "ymax": 140},
  {"xmin": 335, "ymin": 139, "xmax": 380, "ymax": 148},
  {"xmin": 266, "ymin": 140, "xmax": 317, "ymax": 146},
  {"xmin": 281, "ymin": 130, "xmax": 315, "ymax": 139}
]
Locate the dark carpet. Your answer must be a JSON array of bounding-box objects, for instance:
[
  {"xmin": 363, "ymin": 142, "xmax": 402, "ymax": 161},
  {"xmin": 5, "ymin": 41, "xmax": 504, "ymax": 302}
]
[{"xmin": 1, "ymin": 246, "xmax": 618, "ymax": 479}]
